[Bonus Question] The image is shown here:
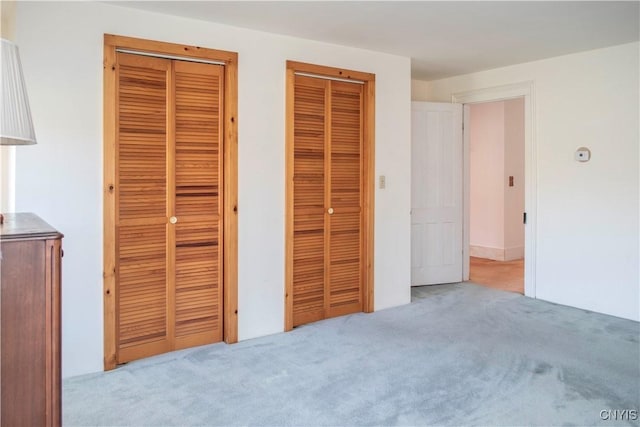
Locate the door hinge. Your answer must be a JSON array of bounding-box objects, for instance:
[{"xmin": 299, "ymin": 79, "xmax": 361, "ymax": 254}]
[{"xmin": 523, "ymin": 212, "xmax": 527, "ymax": 224}]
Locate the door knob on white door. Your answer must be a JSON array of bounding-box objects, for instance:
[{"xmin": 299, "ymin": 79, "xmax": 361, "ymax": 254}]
[
  {"xmin": 327, "ymin": 208, "xmax": 334, "ymax": 215},
  {"xmin": 169, "ymin": 216, "xmax": 178, "ymax": 224}
]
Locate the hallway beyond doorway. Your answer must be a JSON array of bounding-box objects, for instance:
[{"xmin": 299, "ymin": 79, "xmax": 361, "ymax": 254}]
[{"xmin": 470, "ymin": 256, "xmax": 524, "ymax": 294}]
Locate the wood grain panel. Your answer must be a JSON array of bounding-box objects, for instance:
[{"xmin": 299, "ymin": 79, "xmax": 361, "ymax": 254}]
[
  {"xmin": 173, "ymin": 60, "xmax": 223, "ymax": 347},
  {"xmin": 1, "ymin": 240, "xmax": 47, "ymax": 427},
  {"xmin": 293, "ymin": 78, "xmax": 326, "ymax": 210},
  {"xmin": 117, "ymin": 54, "xmax": 168, "ymax": 221},
  {"xmin": 175, "ymin": 241, "xmax": 220, "ymax": 341},
  {"xmin": 104, "ymin": 39, "xmax": 118, "ymax": 370},
  {"xmin": 363, "ymin": 79, "xmax": 375, "ymax": 313},
  {"xmin": 292, "ymin": 76, "xmax": 328, "ymax": 327},
  {"xmin": 328, "ymin": 82, "xmax": 363, "ymax": 317},
  {"xmin": 117, "ymin": 224, "xmax": 168, "ymax": 350},
  {"xmin": 116, "ymin": 53, "xmax": 172, "ymax": 361},
  {"xmin": 330, "ymin": 82, "xmax": 362, "ymax": 209},
  {"xmin": 45, "ymin": 238, "xmax": 62, "ymax": 426},
  {"xmin": 328, "ymin": 212, "xmax": 361, "ymax": 316},
  {"xmin": 222, "ymin": 53, "xmax": 239, "ymax": 344}
]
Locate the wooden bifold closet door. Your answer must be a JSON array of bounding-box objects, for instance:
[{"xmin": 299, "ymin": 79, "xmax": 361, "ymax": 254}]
[
  {"xmin": 115, "ymin": 52, "xmax": 224, "ymax": 363},
  {"xmin": 290, "ymin": 73, "xmax": 366, "ymax": 327}
]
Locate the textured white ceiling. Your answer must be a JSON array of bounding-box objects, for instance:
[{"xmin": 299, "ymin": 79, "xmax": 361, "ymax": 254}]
[{"xmin": 112, "ymin": 1, "xmax": 640, "ymax": 80}]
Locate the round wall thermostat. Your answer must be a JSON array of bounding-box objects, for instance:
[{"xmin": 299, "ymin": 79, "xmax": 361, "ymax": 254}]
[{"xmin": 575, "ymin": 147, "xmax": 591, "ymax": 162}]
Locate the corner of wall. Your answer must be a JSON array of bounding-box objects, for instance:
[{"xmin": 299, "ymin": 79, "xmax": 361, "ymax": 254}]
[{"xmin": 411, "ymin": 79, "xmax": 431, "ymax": 101}]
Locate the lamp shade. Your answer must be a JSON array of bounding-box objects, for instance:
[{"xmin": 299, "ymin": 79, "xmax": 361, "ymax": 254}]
[{"xmin": 1, "ymin": 38, "xmax": 36, "ymax": 145}]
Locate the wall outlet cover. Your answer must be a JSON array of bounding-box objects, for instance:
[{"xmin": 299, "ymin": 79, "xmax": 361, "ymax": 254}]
[{"xmin": 575, "ymin": 147, "xmax": 591, "ymax": 162}]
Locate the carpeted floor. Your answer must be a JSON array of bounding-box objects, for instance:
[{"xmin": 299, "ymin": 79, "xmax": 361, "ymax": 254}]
[{"xmin": 64, "ymin": 283, "xmax": 640, "ymax": 426}]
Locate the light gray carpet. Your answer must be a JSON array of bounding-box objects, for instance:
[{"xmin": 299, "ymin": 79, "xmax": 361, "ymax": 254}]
[{"xmin": 64, "ymin": 283, "xmax": 640, "ymax": 426}]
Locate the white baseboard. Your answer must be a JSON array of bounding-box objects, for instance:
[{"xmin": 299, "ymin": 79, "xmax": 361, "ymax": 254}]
[
  {"xmin": 504, "ymin": 246, "xmax": 524, "ymax": 261},
  {"xmin": 470, "ymin": 245, "xmax": 524, "ymax": 261},
  {"xmin": 470, "ymin": 245, "xmax": 504, "ymax": 261}
]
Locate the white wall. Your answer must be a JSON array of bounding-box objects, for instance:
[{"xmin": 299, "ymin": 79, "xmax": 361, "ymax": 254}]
[
  {"xmin": 413, "ymin": 42, "xmax": 640, "ymax": 321},
  {"xmin": 15, "ymin": 1, "xmax": 412, "ymax": 378},
  {"xmin": 0, "ymin": 1, "xmax": 16, "ymax": 214},
  {"xmin": 469, "ymin": 101, "xmax": 505, "ymax": 256}
]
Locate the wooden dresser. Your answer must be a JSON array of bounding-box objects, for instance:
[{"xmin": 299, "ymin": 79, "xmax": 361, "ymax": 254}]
[{"xmin": 1, "ymin": 213, "xmax": 62, "ymax": 427}]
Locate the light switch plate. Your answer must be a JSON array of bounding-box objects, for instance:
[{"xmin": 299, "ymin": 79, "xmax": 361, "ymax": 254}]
[{"xmin": 379, "ymin": 175, "xmax": 386, "ymax": 189}]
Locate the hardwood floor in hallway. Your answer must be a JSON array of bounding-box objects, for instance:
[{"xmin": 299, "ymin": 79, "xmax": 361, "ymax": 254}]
[{"xmin": 469, "ymin": 257, "xmax": 524, "ymax": 294}]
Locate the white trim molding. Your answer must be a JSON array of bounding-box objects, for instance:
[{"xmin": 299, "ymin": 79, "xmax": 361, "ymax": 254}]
[
  {"xmin": 469, "ymin": 245, "xmax": 505, "ymax": 261},
  {"xmin": 470, "ymin": 245, "xmax": 525, "ymax": 262},
  {"xmin": 453, "ymin": 81, "xmax": 537, "ymax": 299}
]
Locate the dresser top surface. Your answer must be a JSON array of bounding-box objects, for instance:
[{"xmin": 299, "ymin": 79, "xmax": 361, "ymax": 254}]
[{"xmin": 0, "ymin": 213, "xmax": 63, "ymax": 241}]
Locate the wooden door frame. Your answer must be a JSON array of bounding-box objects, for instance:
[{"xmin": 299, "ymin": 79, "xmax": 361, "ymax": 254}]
[
  {"xmin": 103, "ymin": 34, "xmax": 238, "ymax": 370},
  {"xmin": 284, "ymin": 61, "xmax": 375, "ymax": 331}
]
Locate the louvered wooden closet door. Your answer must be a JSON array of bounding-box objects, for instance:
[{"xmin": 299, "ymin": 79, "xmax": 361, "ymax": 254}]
[
  {"xmin": 116, "ymin": 53, "xmax": 172, "ymax": 362},
  {"xmin": 115, "ymin": 53, "xmax": 224, "ymax": 363},
  {"xmin": 173, "ymin": 61, "xmax": 224, "ymax": 349},
  {"xmin": 291, "ymin": 76, "xmax": 363, "ymax": 327},
  {"xmin": 327, "ymin": 81, "xmax": 363, "ymax": 318},
  {"xmin": 292, "ymin": 76, "xmax": 328, "ymax": 327}
]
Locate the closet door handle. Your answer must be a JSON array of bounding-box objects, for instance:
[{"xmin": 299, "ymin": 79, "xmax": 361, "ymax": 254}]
[
  {"xmin": 327, "ymin": 208, "xmax": 334, "ymax": 215},
  {"xmin": 169, "ymin": 216, "xmax": 178, "ymax": 224}
]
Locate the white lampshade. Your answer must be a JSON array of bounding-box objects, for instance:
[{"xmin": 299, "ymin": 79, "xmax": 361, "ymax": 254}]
[{"xmin": 1, "ymin": 38, "xmax": 36, "ymax": 145}]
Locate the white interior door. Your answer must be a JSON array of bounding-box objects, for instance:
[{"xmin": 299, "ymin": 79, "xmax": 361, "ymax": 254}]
[{"xmin": 411, "ymin": 102, "xmax": 463, "ymax": 285}]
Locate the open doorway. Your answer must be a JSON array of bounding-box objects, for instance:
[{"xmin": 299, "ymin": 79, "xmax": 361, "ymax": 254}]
[
  {"xmin": 467, "ymin": 98, "xmax": 525, "ymax": 294},
  {"xmin": 411, "ymin": 82, "xmax": 536, "ymax": 299}
]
